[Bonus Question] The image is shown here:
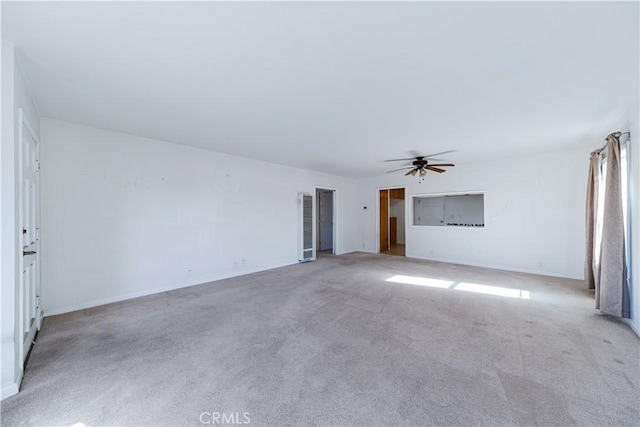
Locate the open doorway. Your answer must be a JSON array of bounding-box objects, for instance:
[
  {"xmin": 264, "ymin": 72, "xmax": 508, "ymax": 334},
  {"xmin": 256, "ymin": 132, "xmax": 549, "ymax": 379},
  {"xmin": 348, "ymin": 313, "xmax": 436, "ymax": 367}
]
[
  {"xmin": 379, "ymin": 188, "xmax": 405, "ymax": 256},
  {"xmin": 316, "ymin": 188, "xmax": 336, "ymax": 255}
]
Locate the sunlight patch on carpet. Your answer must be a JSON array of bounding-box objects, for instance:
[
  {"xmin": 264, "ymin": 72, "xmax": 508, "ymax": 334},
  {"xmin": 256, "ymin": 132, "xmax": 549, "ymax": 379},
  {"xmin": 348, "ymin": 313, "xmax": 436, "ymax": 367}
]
[
  {"xmin": 385, "ymin": 275, "xmax": 455, "ymax": 289},
  {"xmin": 385, "ymin": 275, "xmax": 530, "ymax": 299}
]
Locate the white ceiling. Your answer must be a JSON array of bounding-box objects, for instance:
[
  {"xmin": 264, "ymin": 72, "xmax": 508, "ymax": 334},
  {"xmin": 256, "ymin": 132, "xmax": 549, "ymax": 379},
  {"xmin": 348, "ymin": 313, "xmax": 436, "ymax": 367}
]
[{"xmin": 3, "ymin": 1, "xmax": 638, "ymax": 177}]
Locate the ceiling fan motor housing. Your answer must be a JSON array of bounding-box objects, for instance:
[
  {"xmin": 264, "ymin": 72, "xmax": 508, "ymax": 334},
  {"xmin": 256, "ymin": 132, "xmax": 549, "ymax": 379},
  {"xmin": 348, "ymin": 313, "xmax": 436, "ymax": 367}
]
[
  {"xmin": 385, "ymin": 153, "xmax": 454, "ymax": 176},
  {"xmin": 413, "ymin": 158, "xmax": 428, "ymax": 168}
]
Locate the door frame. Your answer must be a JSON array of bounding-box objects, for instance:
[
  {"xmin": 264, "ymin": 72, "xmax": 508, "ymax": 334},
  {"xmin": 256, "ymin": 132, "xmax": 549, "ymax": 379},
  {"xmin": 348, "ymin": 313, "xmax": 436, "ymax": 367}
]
[
  {"xmin": 314, "ymin": 187, "xmax": 337, "ymax": 255},
  {"xmin": 17, "ymin": 108, "xmax": 42, "ymax": 367},
  {"xmin": 376, "ymin": 186, "xmax": 407, "ymax": 254}
]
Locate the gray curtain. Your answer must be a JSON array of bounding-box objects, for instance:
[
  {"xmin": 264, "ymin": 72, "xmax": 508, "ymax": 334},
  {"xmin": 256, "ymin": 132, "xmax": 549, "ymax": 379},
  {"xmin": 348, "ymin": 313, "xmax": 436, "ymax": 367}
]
[
  {"xmin": 595, "ymin": 134, "xmax": 628, "ymax": 318},
  {"xmin": 584, "ymin": 152, "xmax": 599, "ymax": 291}
]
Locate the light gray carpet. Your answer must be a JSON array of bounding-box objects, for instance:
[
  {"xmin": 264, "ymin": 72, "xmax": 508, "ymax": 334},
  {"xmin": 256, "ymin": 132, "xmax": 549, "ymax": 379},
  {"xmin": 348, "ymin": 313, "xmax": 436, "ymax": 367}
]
[{"xmin": 2, "ymin": 252, "xmax": 639, "ymax": 426}]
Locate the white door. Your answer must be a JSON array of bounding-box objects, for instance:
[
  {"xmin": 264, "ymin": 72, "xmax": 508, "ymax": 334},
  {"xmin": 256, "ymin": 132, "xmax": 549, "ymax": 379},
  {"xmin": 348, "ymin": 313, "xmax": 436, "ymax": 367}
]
[
  {"xmin": 18, "ymin": 109, "xmax": 42, "ymax": 363},
  {"xmin": 318, "ymin": 191, "xmax": 333, "ymax": 251}
]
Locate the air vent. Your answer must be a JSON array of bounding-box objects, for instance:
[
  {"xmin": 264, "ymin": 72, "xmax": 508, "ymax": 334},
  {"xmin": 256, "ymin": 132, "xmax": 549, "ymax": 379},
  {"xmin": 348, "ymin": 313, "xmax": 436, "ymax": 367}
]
[{"xmin": 298, "ymin": 193, "xmax": 314, "ymax": 262}]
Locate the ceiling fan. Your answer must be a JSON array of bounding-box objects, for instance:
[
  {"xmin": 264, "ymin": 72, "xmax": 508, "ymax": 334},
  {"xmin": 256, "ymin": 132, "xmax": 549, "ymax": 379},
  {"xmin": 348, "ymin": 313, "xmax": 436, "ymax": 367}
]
[{"xmin": 385, "ymin": 150, "xmax": 456, "ymax": 181}]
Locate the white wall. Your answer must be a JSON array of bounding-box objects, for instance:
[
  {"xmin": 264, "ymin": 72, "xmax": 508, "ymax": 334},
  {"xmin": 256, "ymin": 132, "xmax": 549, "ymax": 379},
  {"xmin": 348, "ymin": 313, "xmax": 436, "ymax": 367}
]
[
  {"xmin": 389, "ymin": 198, "xmax": 405, "ymax": 244},
  {"xmin": 40, "ymin": 119, "xmax": 358, "ymax": 315},
  {"xmin": 1, "ymin": 40, "xmax": 41, "ymax": 399},
  {"xmin": 357, "ymin": 148, "xmax": 590, "ymax": 279}
]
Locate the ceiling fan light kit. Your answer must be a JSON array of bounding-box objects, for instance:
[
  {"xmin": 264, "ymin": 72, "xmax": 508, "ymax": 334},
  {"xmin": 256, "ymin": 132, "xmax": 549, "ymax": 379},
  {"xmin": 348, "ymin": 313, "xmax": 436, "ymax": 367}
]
[{"xmin": 385, "ymin": 151, "xmax": 456, "ymax": 183}]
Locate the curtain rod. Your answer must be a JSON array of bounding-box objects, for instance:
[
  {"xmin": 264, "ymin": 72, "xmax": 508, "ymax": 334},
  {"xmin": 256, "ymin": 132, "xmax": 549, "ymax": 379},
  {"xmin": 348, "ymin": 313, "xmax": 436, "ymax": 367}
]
[
  {"xmin": 593, "ymin": 131, "xmax": 631, "ymax": 155},
  {"xmin": 607, "ymin": 131, "xmax": 630, "ymax": 140}
]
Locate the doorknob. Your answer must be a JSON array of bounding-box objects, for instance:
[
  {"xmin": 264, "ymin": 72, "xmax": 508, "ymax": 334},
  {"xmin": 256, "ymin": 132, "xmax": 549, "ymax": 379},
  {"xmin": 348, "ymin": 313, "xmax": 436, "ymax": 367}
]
[{"xmin": 23, "ymin": 250, "xmax": 37, "ymax": 256}]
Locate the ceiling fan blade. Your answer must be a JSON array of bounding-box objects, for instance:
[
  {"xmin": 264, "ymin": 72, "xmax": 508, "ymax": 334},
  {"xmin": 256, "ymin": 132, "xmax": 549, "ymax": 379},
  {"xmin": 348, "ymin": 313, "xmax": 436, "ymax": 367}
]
[
  {"xmin": 404, "ymin": 169, "xmax": 415, "ymax": 176},
  {"xmin": 383, "ymin": 157, "xmax": 417, "ymax": 162},
  {"xmin": 427, "ymin": 163, "xmax": 455, "ymax": 167},
  {"xmin": 426, "ymin": 166, "xmax": 446, "ymax": 173},
  {"xmin": 387, "ymin": 167, "xmax": 414, "ymax": 173},
  {"xmin": 423, "ymin": 150, "xmax": 458, "ymax": 159}
]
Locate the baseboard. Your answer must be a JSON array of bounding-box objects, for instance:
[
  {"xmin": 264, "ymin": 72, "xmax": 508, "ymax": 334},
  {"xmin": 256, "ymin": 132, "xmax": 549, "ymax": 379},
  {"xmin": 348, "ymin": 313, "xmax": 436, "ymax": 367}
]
[
  {"xmin": 334, "ymin": 248, "xmax": 359, "ymax": 256},
  {"xmin": 1, "ymin": 384, "xmax": 19, "ymax": 400},
  {"xmin": 358, "ymin": 249, "xmax": 378, "ymax": 254},
  {"xmin": 625, "ymin": 318, "xmax": 640, "ymax": 337},
  {"xmin": 363, "ymin": 249, "xmax": 583, "ymax": 280},
  {"xmin": 44, "ymin": 261, "xmax": 298, "ymax": 317},
  {"xmin": 42, "ymin": 252, "xmax": 583, "ymax": 316},
  {"xmin": 407, "ymin": 254, "xmax": 583, "ymax": 280},
  {"xmin": 1, "ymin": 370, "xmax": 22, "ymax": 401}
]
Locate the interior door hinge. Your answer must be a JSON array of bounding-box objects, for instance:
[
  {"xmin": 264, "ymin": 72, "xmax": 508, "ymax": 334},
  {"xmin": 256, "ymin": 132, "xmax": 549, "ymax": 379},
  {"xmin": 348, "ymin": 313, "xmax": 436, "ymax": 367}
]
[
  {"xmin": 36, "ymin": 160, "xmax": 41, "ymax": 172},
  {"xmin": 36, "ymin": 296, "xmax": 41, "ymax": 309}
]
